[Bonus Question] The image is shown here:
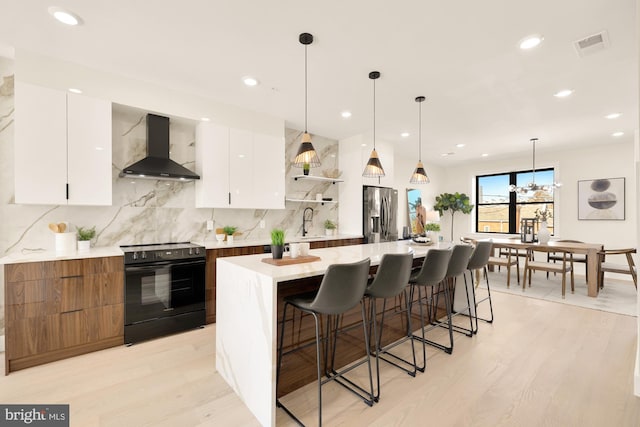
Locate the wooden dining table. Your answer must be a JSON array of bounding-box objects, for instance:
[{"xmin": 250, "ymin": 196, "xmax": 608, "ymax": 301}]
[{"xmin": 487, "ymin": 238, "xmax": 604, "ymax": 297}]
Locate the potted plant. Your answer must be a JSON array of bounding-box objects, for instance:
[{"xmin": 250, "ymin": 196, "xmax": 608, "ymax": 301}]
[
  {"xmin": 434, "ymin": 192, "xmax": 474, "ymax": 242},
  {"xmin": 324, "ymin": 219, "xmax": 337, "ymax": 236},
  {"xmin": 77, "ymin": 226, "xmax": 96, "ymax": 251},
  {"xmin": 303, "ymin": 162, "xmax": 310, "ymax": 176},
  {"xmin": 270, "ymin": 228, "xmax": 285, "ymax": 259},
  {"xmin": 223, "ymin": 226, "xmax": 237, "ymax": 244},
  {"xmin": 424, "ymin": 222, "xmax": 441, "ymax": 241},
  {"xmin": 534, "ymin": 207, "xmax": 552, "ymax": 244}
]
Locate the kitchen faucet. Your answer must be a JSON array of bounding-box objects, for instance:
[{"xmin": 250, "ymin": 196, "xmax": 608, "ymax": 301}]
[{"xmin": 302, "ymin": 207, "xmax": 314, "ymax": 236}]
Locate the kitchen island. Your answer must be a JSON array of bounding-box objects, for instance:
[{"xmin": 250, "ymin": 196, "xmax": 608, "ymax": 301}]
[{"xmin": 216, "ymin": 240, "xmax": 447, "ymax": 426}]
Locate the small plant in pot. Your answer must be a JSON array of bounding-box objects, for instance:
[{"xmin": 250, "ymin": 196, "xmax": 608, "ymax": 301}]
[
  {"xmin": 223, "ymin": 226, "xmax": 237, "ymax": 244},
  {"xmin": 270, "ymin": 228, "xmax": 285, "ymax": 259},
  {"xmin": 303, "ymin": 162, "xmax": 310, "ymax": 176},
  {"xmin": 424, "ymin": 222, "xmax": 440, "ymax": 241},
  {"xmin": 324, "ymin": 219, "xmax": 337, "ymax": 236},
  {"xmin": 77, "ymin": 226, "xmax": 96, "ymax": 251}
]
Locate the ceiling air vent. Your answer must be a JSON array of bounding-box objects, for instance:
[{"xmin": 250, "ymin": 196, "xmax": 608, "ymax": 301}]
[{"xmin": 574, "ymin": 30, "xmax": 610, "ymax": 57}]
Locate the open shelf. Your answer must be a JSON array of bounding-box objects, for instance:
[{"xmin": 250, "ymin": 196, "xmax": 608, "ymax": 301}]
[
  {"xmin": 285, "ymin": 198, "xmax": 337, "ymax": 205},
  {"xmin": 292, "ymin": 175, "xmax": 343, "ymax": 184}
]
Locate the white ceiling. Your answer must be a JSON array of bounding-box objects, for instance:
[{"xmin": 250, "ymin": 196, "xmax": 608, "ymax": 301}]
[{"xmin": 0, "ymin": 0, "xmax": 636, "ymax": 165}]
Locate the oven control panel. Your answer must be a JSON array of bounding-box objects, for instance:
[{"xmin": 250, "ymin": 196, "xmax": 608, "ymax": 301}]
[{"xmin": 122, "ymin": 244, "xmax": 205, "ymax": 265}]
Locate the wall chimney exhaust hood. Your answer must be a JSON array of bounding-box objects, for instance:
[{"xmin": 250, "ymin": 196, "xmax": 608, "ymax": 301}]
[{"xmin": 119, "ymin": 113, "xmax": 200, "ymax": 181}]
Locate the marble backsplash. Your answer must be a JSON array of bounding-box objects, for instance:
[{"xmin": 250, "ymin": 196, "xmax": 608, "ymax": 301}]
[{"xmin": 0, "ymin": 72, "xmax": 340, "ymax": 255}]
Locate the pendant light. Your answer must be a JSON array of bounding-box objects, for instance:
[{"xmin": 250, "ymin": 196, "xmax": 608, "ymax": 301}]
[
  {"xmin": 362, "ymin": 71, "xmax": 385, "ymax": 178},
  {"xmin": 508, "ymin": 138, "xmax": 561, "ymax": 193},
  {"xmin": 409, "ymin": 96, "xmax": 430, "ymax": 184},
  {"xmin": 293, "ymin": 32, "xmax": 321, "ymax": 169}
]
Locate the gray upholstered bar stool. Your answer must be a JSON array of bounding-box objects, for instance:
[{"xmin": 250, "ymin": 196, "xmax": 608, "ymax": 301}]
[
  {"xmin": 465, "ymin": 240, "xmax": 494, "ymax": 334},
  {"xmin": 406, "ymin": 248, "xmax": 453, "ymax": 364},
  {"xmin": 412, "ymin": 245, "xmax": 474, "ymax": 354},
  {"xmin": 276, "ymin": 258, "xmax": 374, "ymax": 427},
  {"xmin": 363, "ymin": 252, "xmax": 415, "ymax": 400}
]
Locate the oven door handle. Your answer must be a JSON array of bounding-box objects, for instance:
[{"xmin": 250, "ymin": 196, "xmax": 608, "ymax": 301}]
[{"xmin": 125, "ymin": 259, "xmax": 205, "ymax": 272}]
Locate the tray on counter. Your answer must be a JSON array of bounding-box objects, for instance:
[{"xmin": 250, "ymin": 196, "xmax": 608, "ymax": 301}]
[{"xmin": 261, "ymin": 255, "xmax": 321, "ymax": 266}]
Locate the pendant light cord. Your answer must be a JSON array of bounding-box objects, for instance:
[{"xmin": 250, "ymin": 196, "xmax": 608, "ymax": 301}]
[
  {"xmin": 531, "ymin": 138, "xmax": 537, "ymax": 184},
  {"xmin": 304, "ymin": 44, "xmax": 308, "ymax": 133},
  {"xmin": 373, "ymin": 78, "xmax": 376, "ymax": 150},
  {"xmin": 418, "ymin": 100, "xmax": 422, "ymax": 161}
]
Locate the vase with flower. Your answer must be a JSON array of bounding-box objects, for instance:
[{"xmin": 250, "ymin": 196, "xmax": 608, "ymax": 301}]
[{"xmin": 534, "ymin": 208, "xmax": 552, "ymax": 244}]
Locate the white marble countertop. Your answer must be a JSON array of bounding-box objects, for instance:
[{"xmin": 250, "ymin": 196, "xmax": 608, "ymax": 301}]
[
  {"xmin": 199, "ymin": 233, "xmax": 363, "ymax": 250},
  {"xmin": 217, "ymin": 240, "xmax": 452, "ymax": 282},
  {"xmin": 0, "ymin": 234, "xmax": 365, "ymax": 264},
  {"xmin": 0, "ymin": 246, "xmax": 125, "ymax": 265}
]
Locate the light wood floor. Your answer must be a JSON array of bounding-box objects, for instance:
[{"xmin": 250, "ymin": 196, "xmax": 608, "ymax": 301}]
[{"xmin": 1, "ymin": 291, "xmax": 638, "ymax": 426}]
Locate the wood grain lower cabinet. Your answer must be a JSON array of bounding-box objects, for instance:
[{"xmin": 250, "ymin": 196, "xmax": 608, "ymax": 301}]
[
  {"xmin": 205, "ymin": 238, "xmax": 364, "ymax": 324},
  {"xmin": 4, "ymin": 256, "xmax": 124, "ymax": 374}
]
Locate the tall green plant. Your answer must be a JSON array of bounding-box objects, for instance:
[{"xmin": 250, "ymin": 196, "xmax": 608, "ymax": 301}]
[
  {"xmin": 270, "ymin": 228, "xmax": 285, "ymax": 246},
  {"xmin": 434, "ymin": 192, "xmax": 474, "ymax": 241}
]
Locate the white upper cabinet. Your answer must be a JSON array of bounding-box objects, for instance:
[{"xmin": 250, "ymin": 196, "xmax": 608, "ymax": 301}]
[
  {"xmin": 14, "ymin": 81, "xmax": 112, "ymax": 205},
  {"xmin": 195, "ymin": 121, "xmax": 285, "ymax": 209}
]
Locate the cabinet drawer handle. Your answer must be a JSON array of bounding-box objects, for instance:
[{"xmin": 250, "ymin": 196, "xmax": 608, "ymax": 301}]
[
  {"xmin": 60, "ymin": 275, "xmax": 82, "ymax": 279},
  {"xmin": 61, "ymin": 308, "xmax": 83, "ymax": 314}
]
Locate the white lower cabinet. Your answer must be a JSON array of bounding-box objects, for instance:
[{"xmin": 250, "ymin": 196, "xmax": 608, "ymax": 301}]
[
  {"xmin": 14, "ymin": 81, "xmax": 112, "ymax": 206},
  {"xmin": 195, "ymin": 122, "xmax": 284, "ymax": 209}
]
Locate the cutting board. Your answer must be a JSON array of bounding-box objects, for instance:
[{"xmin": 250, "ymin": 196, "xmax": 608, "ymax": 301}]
[{"xmin": 261, "ymin": 255, "xmax": 321, "ymax": 266}]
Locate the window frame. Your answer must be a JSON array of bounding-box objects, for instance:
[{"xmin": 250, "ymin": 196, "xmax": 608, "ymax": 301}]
[{"xmin": 475, "ymin": 167, "xmax": 555, "ymax": 234}]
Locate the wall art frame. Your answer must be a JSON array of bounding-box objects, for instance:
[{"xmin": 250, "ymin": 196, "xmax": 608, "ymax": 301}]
[{"xmin": 577, "ymin": 177, "xmax": 625, "ymax": 220}]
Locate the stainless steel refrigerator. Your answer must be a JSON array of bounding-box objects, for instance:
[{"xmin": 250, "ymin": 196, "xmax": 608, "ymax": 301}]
[{"xmin": 363, "ymin": 185, "xmax": 398, "ymax": 243}]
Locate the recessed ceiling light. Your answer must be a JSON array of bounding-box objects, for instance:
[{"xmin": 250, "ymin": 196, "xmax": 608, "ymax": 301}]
[
  {"xmin": 200, "ymin": 117, "xmax": 210, "ymax": 122},
  {"xmin": 48, "ymin": 7, "xmax": 82, "ymax": 26},
  {"xmin": 481, "ymin": 153, "xmax": 489, "ymax": 157},
  {"xmin": 456, "ymin": 143, "xmax": 465, "ymax": 148},
  {"xmin": 242, "ymin": 76, "xmax": 259, "ymax": 87},
  {"xmin": 519, "ymin": 34, "xmax": 544, "ymax": 50},
  {"xmin": 68, "ymin": 88, "xmax": 82, "ymax": 94},
  {"xmin": 612, "ymin": 131, "xmax": 624, "ymax": 137},
  {"xmin": 441, "ymin": 152, "xmax": 455, "ymax": 157},
  {"xmin": 341, "ymin": 111, "xmax": 352, "ymax": 118},
  {"xmin": 605, "ymin": 112, "xmax": 621, "ymax": 119},
  {"xmin": 361, "ymin": 143, "xmax": 367, "ymax": 147},
  {"xmin": 554, "ymin": 89, "xmax": 574, "ymax": 98},
  {"xmin": 400, "ymin": 132, "xmax": 410, "ymax": 138},
  {"xmin": 95, "ymin": 147, "xmax": 104, "ymax": 151}
]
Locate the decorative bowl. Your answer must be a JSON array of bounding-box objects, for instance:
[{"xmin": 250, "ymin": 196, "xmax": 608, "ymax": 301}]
[{"xmin": 322, "ymin": 168, "xmax": 342, "ymax": 179}]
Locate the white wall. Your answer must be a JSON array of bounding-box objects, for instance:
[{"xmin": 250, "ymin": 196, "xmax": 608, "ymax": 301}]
[{"xmin": 440, "ymin": 141, "xmax": 636, "ymax": 250}]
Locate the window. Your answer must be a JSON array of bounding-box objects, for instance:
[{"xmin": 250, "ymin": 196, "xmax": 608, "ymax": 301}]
[{"xmin": 476, "ymin": 168, "xmax": 555, "ymax": 234}]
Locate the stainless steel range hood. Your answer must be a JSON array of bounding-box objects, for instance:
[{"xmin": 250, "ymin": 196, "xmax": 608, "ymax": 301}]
[{"xmin": 119, "ymin": 113, "xmax": 200, "ymax": 181}]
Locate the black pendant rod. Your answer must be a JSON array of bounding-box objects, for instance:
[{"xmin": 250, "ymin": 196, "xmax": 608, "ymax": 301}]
[
  {"xmin": 416, "ymin": 96, "xmax": 426, "ymax": 162},
  {"xmin": 369, "ymin": 71, "xmax": 380, "ymax": 150},
  {"xmin": 300, "ymin": 33, "xmax": 313, "ymax": 134}
]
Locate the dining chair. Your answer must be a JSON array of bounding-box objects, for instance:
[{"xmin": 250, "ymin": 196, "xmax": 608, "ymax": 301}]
[
  {"xmin": 523, "ymin": 246, "xmax": 574, "ymax": 298},
  {"xmin": 276, "ymin": 258, "xmax": 374, "ymax": 426},
  {"xmin": 488, "ymin": 246, "xmax": 520, "ymax": 288},
  {"xmin": 598, "ymin": 248, "xmax": 637, "ymax": 289},
  {"xmin": 547, "ymin": 240, "xmax": 587, "ymax": 281}
]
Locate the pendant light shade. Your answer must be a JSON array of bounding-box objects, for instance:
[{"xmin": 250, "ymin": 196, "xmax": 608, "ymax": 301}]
[
  {"xmin": 363, "ymin": 71, "xmax": 385, "ymax": 178},
  {"xmin": 410, "ymin": 96, "xmax": 430, "ymax": 184},
  {"xmin": 293, "ymin": 33, "xmax": 321, "ymax": 168}
]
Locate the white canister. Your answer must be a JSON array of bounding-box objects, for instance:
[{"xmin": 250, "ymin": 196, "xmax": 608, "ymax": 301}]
[
  {"xmin": 55, "ymin": 232, "xmax": 77, "ymax": 253},
  {"xmin": 316, "ymin": 193, "xmax": 323, "ymax": 201},
  {"xmin": 299, "ymin": 242, "xmax": 310, "ymax": 256},
  {"xmin": 289, "ymin": 243, "xmax": 300, "ymax": 258}
]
